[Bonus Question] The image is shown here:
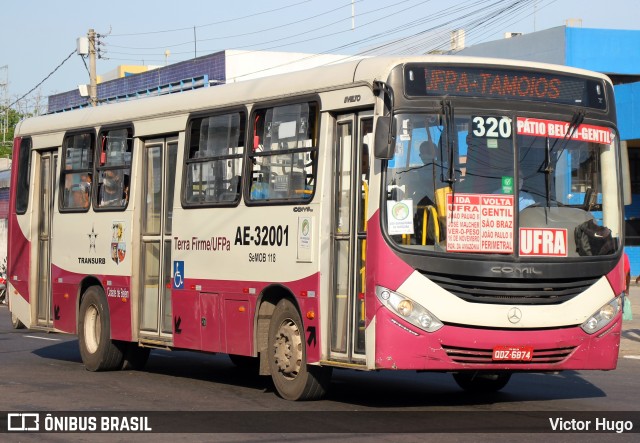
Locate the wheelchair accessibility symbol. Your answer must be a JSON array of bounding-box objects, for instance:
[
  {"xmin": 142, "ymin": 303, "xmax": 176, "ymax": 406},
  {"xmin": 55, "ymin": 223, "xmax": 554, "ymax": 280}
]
[{"xmin": 173, "ymin": 261, "xmax": 185, "ymax": 290}]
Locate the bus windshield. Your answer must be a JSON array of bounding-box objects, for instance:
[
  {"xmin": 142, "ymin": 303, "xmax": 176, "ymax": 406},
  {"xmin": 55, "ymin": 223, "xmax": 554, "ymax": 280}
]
[{"xmin": 384, "ymin": 111, "xmax": 621, "ymax": 258}]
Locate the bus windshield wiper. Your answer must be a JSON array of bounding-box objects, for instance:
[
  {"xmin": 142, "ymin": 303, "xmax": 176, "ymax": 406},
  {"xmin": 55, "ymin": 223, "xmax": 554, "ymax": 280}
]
[
  {"xmin": 541, "ymin": 110, "xmax": 585, "ymax": 208},
  {"xmin": 440, "ymin": 100, "xmax": 456, "ymax": 188}
]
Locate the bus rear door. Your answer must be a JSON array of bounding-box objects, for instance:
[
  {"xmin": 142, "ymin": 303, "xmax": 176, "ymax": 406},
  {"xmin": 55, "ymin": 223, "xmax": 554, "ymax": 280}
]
[
  {"xmin": 35, "ymin": 150, "xmax": 58, "ymax": 329},
  {"xmin": 139, "ymin": 137, "xmax": 179, "ymax": 343}
]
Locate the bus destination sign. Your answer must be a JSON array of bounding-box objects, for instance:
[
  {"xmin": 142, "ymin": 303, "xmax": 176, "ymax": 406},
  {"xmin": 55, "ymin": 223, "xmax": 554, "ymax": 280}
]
[{"xmin": 404, "ymin": 64, "xmax": 607, "ymax": 109}]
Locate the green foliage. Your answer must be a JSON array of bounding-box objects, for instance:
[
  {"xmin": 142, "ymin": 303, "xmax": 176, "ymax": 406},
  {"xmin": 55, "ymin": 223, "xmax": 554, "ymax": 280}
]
[{"xmin": 0, "ymin": 107, "xmax": 25, "ymax": 158}]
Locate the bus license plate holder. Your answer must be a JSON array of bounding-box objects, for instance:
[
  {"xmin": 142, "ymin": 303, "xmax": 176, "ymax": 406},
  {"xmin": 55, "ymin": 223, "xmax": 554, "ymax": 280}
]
[{"xmin": 492, "ymin": 346, "xmax": 533, "ymax": 361}]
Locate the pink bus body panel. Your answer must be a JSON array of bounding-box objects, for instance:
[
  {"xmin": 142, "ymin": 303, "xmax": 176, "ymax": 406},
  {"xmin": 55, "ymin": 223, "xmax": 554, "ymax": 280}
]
[
  {"xmin": 374, "ymin": 304, "xmax": 620, "ymax": 371},
  {"xmin": 366, "ymin": 210, "xmax": 620, "ymax": 371},
  {"xmin": 7, "ymin": 138, "xmax": 30, "ymax": 305},
  {"xmin": 172, "ymin": 273, "xmax": 321, "ymax": 362}
]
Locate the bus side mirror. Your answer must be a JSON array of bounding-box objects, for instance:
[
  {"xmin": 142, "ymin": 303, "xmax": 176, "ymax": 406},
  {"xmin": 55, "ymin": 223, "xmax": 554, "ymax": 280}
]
[{"xmin": 374, "ymin": 116, "xmax": 394, "ymax": 160}]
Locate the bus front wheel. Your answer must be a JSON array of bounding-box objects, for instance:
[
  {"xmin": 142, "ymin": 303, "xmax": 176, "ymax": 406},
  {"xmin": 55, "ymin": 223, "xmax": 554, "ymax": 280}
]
[
  {"xmin": 11, "ymin": 312, "xmax": 25, "ymax": 329},
  {"xmin": 268, "ymin": 299, "xmax": 331, "ymax": 400},
  {"xmin": 453, "ymin": 371, "xmax": 512, "ymax": 393},
  {"xmin": 78, "ymin": 286, "xmax": 124, "ymax": 371}
]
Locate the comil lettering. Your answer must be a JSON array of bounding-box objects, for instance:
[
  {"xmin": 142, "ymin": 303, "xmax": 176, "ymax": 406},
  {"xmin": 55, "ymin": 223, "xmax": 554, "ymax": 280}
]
[{"xmin": 520, "ymin": 228, "xmax": 568, "ymax": 257}]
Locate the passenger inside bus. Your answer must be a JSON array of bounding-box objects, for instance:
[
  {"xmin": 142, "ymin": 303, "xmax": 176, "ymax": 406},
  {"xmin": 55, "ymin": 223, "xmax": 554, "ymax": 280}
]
[
  {"xmin": 397, "ymin": 140, "xmax": 438, "ymax": 205},
  {"xmin": 100, "ymin": 169, "xmax": 128, "ymax": 207},
  {"xmin": 69, "ymin": 184, "xmax": 89, "ymax": 209},
  {"xmin": 250, "ymin": 172, "xmax": 269, "ymax": 200}
]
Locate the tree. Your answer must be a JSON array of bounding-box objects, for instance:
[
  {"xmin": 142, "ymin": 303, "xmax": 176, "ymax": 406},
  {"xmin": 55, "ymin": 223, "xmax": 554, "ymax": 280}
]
[{"xmin": 0, "ymin": 106, "xmax": 28, "ymax": 158}]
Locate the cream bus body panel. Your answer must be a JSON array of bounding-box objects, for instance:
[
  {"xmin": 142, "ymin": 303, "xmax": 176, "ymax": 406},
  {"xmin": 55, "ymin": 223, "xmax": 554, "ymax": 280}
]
[
  {"xmin": 16, "ymin": 55, "xmax": 614, "ymax": 141},
  {"xmin": 395, "ymin": 271, "xmax": 616, "ymax": 329}
]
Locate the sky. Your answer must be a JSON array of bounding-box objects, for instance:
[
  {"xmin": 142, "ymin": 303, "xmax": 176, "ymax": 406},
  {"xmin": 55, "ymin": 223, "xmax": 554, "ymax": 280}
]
[{"xmin": 1, "ymin": 0, "xmax": 638, "ymax": 111}]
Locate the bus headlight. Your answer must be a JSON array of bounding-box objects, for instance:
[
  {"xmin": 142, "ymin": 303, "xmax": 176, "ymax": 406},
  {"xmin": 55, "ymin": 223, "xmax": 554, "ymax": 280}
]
[
  {"xmin": 580, "ymin": 297, "xmax": 621, "ymax": 335},
  {"xmin": 397, "ymin": 300, "xmax": 413, "ymax": 316},
  {"xmin": 376, "ymin": 286, "xmax": 443, "ymax": 333}
]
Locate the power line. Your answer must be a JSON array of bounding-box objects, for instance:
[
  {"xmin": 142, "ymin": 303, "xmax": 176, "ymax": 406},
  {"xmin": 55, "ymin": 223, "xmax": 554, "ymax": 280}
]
[
  {"xmin": 102, "ymin": 0, "xmax": 423, "ymax": 62},
  {"xmin": 107, "ymin": 0, "xmax": 365, "ymax": 51},
  {"xmin": 102, "ymin": 0, "xmax": 491, "ymax": 64},
  {"xmin": 368, "ymin": 0, "xmax": 533, "ymax": 55},
  {"xmin": 341, "ymin": 0, "xmax": 535, "ymax": 56},
  {"xmin": 108, "ymin": 0, "xmax": 312, "ymax": 37},
  {"xmin": 203, "ymin": 0, "xmax": 434, "ymax": 57},
  {"xmin": 456, "ymin": 0, "xmax": 558, "ymax": 49},
  {"xmin": 351, "ymin": 0, "xmax": 495, "ymax": 55},
  {"xmin": 228, "ymin": 0, "xmax": 536, "ymax": 80},
  {"xmin": 43, "ymin": 0, "xmax": 546, "ymax": 105},
  {"xmin": 4, "ymin": 49, "xmax": 77, "ymax": 111}
]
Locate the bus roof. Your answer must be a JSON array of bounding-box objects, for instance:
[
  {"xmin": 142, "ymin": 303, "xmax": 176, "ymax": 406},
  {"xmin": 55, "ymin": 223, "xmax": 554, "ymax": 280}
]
[{"xmin": 16, "ymin": 55, "xmax": 613, "ymax": 138}]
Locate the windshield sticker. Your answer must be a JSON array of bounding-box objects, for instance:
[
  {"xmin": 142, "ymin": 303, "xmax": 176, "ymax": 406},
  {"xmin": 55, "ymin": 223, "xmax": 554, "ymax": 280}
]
[
  {"xmin": 516, "ymin": 117, "xmax": 613, "ymax": 144},
  {"xmin": 387, "ymin": 200, "xmax": 414, "ymax": 235},
  {"xmin": 501, "ymin": 176, "xmax": 514, "ymax": 194},
  {"xmin": 446, "ymin": 193, "xmax": 514, "ymax": 253},
  {"xmin": 520, "ymin": 228, "xmax": 568, "ymax": 257}
]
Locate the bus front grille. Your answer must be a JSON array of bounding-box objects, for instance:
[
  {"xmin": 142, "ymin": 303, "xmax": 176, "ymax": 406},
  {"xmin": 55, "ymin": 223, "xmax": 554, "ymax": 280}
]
[
  {"xmin": 421, "ymin": 272, "xmax": 599, "ymax": 305},
  {"xmin": 442, "ymin": 345, "xmax": 575, "ymax": 364}
]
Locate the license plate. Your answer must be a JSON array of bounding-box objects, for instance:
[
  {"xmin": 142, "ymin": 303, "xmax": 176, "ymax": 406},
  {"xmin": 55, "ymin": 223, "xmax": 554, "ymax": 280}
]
[{"xmin": 492, "ymin": 346, "xmax": 533, "ymax": 361}]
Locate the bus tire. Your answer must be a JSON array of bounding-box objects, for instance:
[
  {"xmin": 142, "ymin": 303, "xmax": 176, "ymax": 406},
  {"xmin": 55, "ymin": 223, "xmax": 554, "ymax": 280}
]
[
  {"xmin": 78, "ymin": 286, "xmax": 124, "ymax": 371},
  {"xmin": 11, "ymin": 312, "xmax": 25, "ymax": 329},
  {"xmin": 268, "ymin": 299, "xmax": 331, "ymax": 400},
  {"xmin": 121, "ymin": 343, "xmax": 150, "ymax": 370},
  {"xmin": 453, "ymin": 371, "xmax": 511, "ymax": 393}
]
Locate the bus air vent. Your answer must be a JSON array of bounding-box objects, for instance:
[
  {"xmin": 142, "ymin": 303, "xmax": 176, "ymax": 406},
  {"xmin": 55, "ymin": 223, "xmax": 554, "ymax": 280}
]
[{"xmin": 420, "ymin": 271, "xmax": 599, "ymax": 305}]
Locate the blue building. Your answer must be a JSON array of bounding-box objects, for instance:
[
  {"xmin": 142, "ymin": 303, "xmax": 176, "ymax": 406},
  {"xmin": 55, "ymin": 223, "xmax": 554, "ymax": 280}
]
[{"xmin": 457, "ymin": 25, "xmax": 640, "ymax": 275}]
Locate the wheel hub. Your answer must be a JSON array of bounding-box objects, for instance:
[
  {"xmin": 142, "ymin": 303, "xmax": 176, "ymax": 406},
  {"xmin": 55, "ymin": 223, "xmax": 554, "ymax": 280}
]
[
  {"xmin": 84, "ymin": 305, "xmax": 100, "ymax": 354},
  {"xmin": 273, "ymin": 318, "xmax": 302, "ymax": 379}
]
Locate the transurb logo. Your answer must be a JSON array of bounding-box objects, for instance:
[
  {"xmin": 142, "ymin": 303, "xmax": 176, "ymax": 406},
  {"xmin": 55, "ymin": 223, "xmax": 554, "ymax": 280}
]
[{"xmin": 88, "ymin": 225, "xmax": 98, "ymax": 252}]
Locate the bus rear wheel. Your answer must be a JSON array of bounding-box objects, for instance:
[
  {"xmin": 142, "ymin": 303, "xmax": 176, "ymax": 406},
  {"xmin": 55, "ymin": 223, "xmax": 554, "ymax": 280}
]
[
  {"xmin": 78, "ymin": 286, "xmax": 124, "ymax": 371},
  {"xmin": 453, "ymin": 372, "xmax": 511, "ymax": 393},
  {"xmin": 268, "ymin": 299, "xmax": 331, "ymax": 400}
]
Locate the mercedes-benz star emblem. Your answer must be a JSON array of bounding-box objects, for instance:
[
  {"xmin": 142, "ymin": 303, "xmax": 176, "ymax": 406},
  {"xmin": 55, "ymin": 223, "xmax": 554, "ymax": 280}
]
[{"xmin": 508, "ymin": 307, "xmax": 522, "ymax": 324}]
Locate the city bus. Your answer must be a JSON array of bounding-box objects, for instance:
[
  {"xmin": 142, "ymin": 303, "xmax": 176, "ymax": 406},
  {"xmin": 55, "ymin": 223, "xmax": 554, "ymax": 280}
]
[{"xmin": 7, "ymin": 56, "xmax": 629, "ymax": 400}]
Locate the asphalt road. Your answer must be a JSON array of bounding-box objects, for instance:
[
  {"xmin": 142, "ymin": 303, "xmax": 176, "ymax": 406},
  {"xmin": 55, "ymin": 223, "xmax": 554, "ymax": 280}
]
[{"xmin": 1, "ymin": 294, "xmax": 639, "ymax": 442}]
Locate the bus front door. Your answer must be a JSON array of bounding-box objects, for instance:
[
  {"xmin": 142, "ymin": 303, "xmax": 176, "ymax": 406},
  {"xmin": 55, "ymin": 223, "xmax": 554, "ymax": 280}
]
[
  {"xmin": 139, "ymin": 137, "xmax": 179, "ymax": 342},
  {"xmin": 330, "ymin": 112, "xmax": 373, "ymax": 363},
  {"xmin": 35, "ymin": 150, "xmax": 58, "ymax": 328}
]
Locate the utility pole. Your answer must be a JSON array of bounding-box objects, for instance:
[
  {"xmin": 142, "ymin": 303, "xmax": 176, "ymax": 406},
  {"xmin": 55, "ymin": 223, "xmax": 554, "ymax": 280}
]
[{"xmin": 88, "ymin": 29, "xmax": 98, "ymax": 106}]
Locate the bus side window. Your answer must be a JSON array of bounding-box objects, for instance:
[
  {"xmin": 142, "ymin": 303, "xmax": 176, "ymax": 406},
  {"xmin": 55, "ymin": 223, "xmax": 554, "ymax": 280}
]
[
  {"xmin": 60, "ymin": 132, "xmax": 94, "ymax": 212},
  {"xmin": 95, "ymin": 128, "xmax": 133, "ymax": 210},
  {"xmin": 184, "ymin": 112, "xmax": 245, "ymax": 206},
  {"xmin": 248, "ymin": 102, "xmax": 318, "ymax": 204},
  {"xmin": 15, "ymin": 138, "xmax": 32, "ymax": 214}
]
